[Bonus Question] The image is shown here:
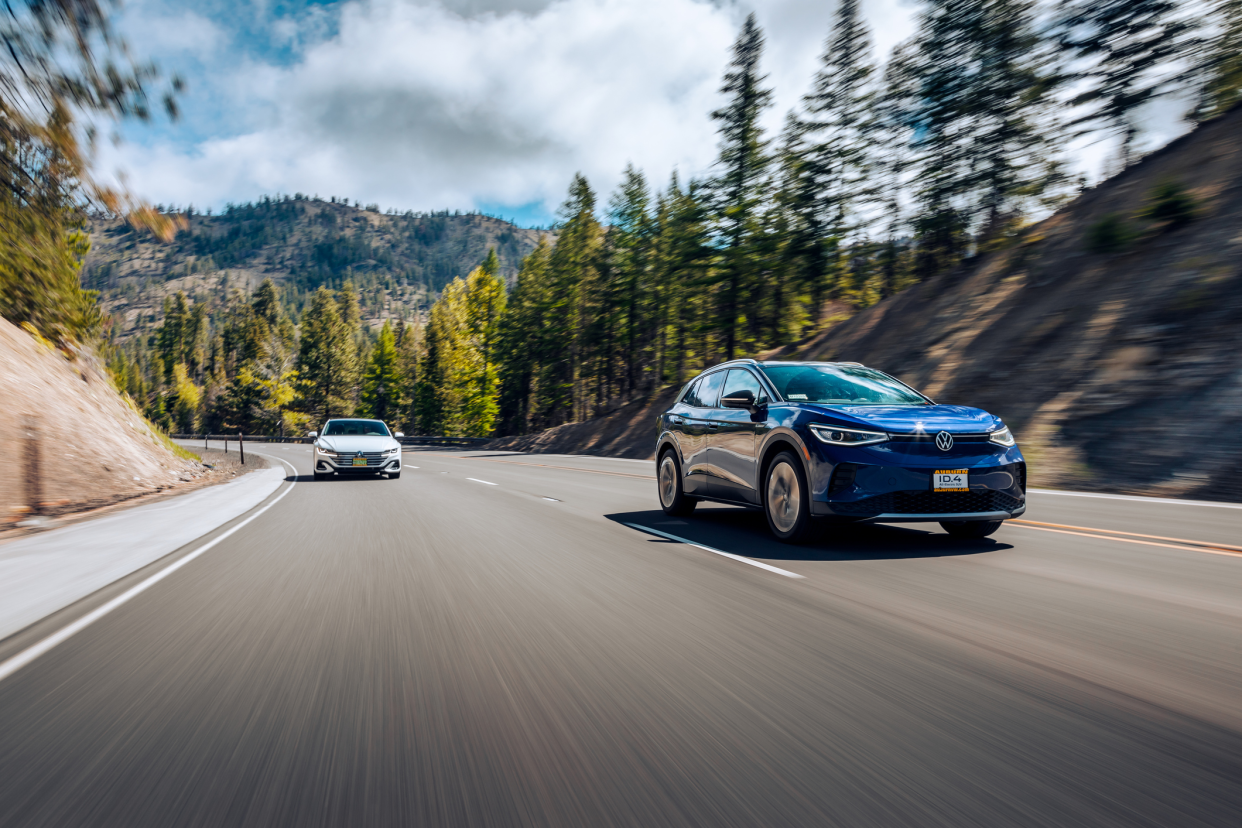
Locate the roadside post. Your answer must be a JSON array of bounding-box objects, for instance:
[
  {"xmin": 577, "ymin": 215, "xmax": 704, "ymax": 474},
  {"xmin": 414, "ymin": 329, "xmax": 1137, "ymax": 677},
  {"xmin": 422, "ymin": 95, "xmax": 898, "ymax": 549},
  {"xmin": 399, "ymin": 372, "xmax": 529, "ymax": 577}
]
[
  {"xmin": 22, "ymin": 415, "xmax": 41, "ymax": 516},
  {"xmin": 239, "ymin": 432, "xmax": 245, "ymax": 465}
]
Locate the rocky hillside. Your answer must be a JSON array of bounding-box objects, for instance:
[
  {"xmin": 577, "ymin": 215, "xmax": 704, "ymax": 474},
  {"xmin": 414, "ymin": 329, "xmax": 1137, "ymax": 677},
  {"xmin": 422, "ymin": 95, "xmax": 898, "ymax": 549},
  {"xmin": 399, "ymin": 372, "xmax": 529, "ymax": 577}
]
[
  {"xmin": 0, "ymin": 318, "xmax": 205, "ymax": 523},
  {"xmin": 497, "ymin": 104, "xmax": 1242, "ymax": 501},
  {"xmin": 84, "ymin": 199, "xmax": 548, "ymax": 342}
]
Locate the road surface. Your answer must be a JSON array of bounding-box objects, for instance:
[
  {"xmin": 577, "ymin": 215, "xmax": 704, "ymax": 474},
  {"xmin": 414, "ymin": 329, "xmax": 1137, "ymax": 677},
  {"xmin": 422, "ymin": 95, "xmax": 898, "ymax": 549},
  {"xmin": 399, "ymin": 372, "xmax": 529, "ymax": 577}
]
[{"xmin": 1, "ymin": 443, "xmax": 1239, "ymax": 826}]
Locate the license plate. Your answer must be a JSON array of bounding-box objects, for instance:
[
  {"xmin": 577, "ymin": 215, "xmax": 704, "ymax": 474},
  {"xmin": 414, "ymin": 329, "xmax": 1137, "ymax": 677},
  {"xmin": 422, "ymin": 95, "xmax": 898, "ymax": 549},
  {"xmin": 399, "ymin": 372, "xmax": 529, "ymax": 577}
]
[
  {"xmin": 352, "ymin": 457, "xmax": 368, "ymax": 466},
  {"xmin": 934, "ymin": 469, "xmax": 968, "ymax": 492}
]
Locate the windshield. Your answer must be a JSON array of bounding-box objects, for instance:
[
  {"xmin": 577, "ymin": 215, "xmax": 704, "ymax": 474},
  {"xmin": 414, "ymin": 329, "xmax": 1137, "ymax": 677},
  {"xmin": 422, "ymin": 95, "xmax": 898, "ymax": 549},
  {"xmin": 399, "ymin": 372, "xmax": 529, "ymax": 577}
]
[
  {"xmin": 760, "ymin": 364, "xmax": 928, "ymax": 406},
  {"xmin": 323, "ymin": 419, "xmax": 391, "ymax": 436}
]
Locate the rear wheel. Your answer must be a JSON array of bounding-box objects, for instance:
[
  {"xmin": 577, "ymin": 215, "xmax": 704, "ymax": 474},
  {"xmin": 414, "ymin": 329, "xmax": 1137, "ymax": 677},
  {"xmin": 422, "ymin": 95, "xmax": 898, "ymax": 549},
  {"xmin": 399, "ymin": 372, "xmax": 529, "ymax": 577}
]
[
  {"xmin": 658, "ymin": 452, "xmax": 698, "ymax": 516},
  {"xmin": 765, "ymin": 451, "xmax": 814, "ymax": 543},
  {"xmin": 940, "ymin": 519, "xmax": 1002, "ymax": 538}
]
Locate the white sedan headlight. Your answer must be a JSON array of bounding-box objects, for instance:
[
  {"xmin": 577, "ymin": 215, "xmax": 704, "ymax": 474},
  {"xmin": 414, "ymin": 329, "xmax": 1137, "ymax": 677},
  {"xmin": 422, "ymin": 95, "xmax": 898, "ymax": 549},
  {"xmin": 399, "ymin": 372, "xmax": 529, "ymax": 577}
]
[
  {"xmin": 989, "ymin": 426, "xmax": 1016, "ymax": 447},
  {"xmin": 809, "ymin": 424, "xmax": 889, "ymax": 447},
  {"xmin": 386, "ymin": 445, "xmax": 401, "ymax": 454}
]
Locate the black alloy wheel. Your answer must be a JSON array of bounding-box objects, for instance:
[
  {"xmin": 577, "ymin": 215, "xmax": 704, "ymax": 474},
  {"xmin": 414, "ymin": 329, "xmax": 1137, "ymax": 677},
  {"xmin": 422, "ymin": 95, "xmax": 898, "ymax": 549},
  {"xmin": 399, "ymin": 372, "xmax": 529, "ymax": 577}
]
[
  {"xmin": 764, "ymin": 451, "xmax": 814, "ymax": 543},
  {"xmin": 940, "ymin": 519, "xmax": 1002, "ymax": 538},
  {"xmin": 658, "ymin": 451, "xmax": 698, "ymax": 516}
]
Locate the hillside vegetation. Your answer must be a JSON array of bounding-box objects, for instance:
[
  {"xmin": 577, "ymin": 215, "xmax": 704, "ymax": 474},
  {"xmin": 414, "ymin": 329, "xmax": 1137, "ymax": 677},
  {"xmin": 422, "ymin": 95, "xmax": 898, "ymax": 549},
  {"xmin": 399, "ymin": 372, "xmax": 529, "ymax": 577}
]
[{"xmin": 84, "ymin": 199, "xmax": 546, "ymax": 343}]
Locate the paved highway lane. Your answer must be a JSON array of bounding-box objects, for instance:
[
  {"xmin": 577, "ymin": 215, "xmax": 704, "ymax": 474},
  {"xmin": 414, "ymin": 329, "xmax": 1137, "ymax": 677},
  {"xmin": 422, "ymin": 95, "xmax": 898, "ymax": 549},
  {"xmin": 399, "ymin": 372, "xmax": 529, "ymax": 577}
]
[{"xmin": 1, "ymin": 444, "xmax": 1240, "ymax": 826}]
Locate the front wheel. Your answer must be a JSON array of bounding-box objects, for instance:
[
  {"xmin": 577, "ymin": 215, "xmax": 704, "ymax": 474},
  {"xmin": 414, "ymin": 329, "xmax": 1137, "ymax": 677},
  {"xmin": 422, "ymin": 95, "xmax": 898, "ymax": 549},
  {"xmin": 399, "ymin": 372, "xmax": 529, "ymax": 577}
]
[
  {"xmin": 765, "ymin": 451, "xmax": 814, "ymax": 543},
  {"xmin": 388, "ymin": 471, "xmax": 401, "ymax": 479},
  {"xmin": 658, "ymin": 452, "xmax": 697, "ymax": 516},
  {"xmin": 940, "ymin": 519, "xmax": 1002, "ymax": 538}
]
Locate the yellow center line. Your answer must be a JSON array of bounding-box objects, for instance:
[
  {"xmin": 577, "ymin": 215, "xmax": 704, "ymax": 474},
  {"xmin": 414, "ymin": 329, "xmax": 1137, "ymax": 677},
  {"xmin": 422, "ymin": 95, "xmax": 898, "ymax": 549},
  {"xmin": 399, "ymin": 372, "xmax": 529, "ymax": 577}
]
[
  {"xmin": 1012, "ymin": 519, "xmax": 1242, "ymax": 553},
  {"xmin": 1008, "ymin": 523, "xmax": 1242, "ymax": 558}
]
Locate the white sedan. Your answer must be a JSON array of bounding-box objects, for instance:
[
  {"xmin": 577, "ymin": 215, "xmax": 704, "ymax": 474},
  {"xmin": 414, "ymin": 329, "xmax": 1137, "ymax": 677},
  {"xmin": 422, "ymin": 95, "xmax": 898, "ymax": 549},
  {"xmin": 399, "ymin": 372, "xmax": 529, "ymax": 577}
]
[{"xmin": 310, "ymin": 419, "xmax": 404, "ymax": 479}]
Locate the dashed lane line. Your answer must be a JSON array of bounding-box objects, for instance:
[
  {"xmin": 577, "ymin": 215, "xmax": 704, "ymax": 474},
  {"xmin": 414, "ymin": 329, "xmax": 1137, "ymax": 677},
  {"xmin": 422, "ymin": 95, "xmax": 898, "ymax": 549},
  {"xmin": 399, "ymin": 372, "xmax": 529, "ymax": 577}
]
[
  {"xmin": 624, "ymin": 523, "xmax": 804, "ymax": 579},
  {"xmin": 423, "ymin": 454, "xmax": 653, "ymax": 480},
  {"xmin": 466, "ymin": 478, "xmax": 498, "ymax": 486}
]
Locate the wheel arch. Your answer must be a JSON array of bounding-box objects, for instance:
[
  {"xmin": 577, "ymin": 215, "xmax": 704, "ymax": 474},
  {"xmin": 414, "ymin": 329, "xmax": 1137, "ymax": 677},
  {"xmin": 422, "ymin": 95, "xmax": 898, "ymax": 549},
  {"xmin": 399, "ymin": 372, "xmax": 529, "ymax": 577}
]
[{"xmin": 758, "ymin": 436, "xmax": 805, "ymax": 500}]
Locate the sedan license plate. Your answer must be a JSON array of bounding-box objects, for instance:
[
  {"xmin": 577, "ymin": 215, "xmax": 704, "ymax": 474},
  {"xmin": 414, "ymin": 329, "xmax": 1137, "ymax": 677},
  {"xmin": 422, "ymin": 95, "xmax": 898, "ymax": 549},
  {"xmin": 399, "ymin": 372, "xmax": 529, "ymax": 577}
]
[
  {"xmin": 352, "ymin": 457, "xmax": 368, "ymax": 467},
  {"xmin": 934, "ymin": 469, "xmax": 968, "ymax": 492}
]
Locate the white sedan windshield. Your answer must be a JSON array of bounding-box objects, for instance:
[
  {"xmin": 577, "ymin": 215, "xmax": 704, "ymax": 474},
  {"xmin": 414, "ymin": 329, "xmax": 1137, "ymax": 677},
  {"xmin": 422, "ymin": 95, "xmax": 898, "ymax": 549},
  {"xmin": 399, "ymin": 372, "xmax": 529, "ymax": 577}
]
[{"xmin": 323, "ymin": 419, "xmax": 391, "ymax": 436}]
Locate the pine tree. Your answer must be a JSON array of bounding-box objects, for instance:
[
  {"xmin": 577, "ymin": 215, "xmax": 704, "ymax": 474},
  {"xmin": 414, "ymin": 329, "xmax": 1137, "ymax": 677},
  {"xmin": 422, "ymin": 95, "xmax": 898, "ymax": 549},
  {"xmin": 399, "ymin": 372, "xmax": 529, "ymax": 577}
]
[
  {"xmin": 460, "ymin": 258, "xmax": 507, "ymax": 435},
  {"xmin": 360, "ymin": 321, "xmax": 404, "ymax": 423},
  {"xmin": 297, "ymin": 287, "xmax": 355, "ymax": 421},
  {"xmin": 1196, "ymin": 0, "xmax": 1242, "ymax": 120},
  {"xmin": 973, "ymin": 0, "xmax": 1066, "ymax": 239},
  {"xmin": 543, "ymin": 174, "xmax": 603, "ymax": 424},
  {"xmin": 1055, "ymin": 0, "xmax": 1196, "ymax": 167},
  {"xmin": 605, "ymin": 165, "xmax": 653, "ymax": 398},
  {"xmin": 393, "ymin": 318, "xmax": 420, "ymax": 434},
  {"xmin": 796, "ymin": 0, "xmax": 877, "ymax": 316},
  {"xmin": 711, "ymin": 13, "xmax": 773, "ymax": 359},
  {"xmin": 497, "ymin": 237, "xmax": 553, "ymax": 434}
]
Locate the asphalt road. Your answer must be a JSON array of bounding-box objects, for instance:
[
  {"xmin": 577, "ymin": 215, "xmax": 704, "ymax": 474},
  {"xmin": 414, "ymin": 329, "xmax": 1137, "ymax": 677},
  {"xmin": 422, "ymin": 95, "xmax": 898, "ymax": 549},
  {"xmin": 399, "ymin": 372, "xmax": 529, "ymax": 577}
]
[{"xmin": 1, "ymin": 443, "xmax": 1239, "ymax": 827}]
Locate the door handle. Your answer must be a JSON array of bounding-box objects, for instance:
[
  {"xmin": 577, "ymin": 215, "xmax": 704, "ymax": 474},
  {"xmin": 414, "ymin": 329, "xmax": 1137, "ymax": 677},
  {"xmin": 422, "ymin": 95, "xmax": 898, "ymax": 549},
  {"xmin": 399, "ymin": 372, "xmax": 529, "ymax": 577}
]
[
  {"xmin": 669, "ymin": 416, "xmax": 683, "ymax": 425},
  {"xmin": 707, "ymin": 423, "xmax": 718, "ymax": 430}
]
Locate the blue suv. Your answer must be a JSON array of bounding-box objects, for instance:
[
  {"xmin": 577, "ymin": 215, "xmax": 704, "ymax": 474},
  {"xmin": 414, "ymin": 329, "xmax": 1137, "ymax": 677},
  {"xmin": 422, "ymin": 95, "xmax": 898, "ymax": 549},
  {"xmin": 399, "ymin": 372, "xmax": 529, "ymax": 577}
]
[{"xmin": 655, "ymin": 359, "xmax": 1026, "ymax": 542}]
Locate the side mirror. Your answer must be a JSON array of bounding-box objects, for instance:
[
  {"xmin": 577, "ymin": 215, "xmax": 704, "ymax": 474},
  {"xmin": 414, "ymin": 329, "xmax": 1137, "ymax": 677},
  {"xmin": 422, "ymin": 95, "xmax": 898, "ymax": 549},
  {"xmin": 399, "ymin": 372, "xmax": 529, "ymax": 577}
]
[
  {"xmin": 308, "ymin": 431, "xmax": 318, "ymax": 438},
  {"xmin": 720, "ymin": 390, "xmax": 756, "ymax": 410},
  {"xmin": 394, "ymin": 432, "xmax": 405, "ymax": 437}
]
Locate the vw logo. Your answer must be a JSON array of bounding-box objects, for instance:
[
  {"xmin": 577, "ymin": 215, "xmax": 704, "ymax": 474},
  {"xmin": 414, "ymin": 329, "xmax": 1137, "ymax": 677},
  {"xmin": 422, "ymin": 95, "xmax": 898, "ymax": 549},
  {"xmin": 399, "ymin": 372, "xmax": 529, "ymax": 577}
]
[{"xmin": 935, "ymin": 431, "xmax": 954, "ymax": 451}]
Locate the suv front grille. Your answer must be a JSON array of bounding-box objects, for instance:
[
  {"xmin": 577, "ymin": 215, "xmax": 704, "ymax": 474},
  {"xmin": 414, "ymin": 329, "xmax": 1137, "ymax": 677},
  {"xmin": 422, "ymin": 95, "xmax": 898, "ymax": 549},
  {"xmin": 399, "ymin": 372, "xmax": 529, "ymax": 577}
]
[
  {"xmin": 831, "ymin": 490, "xmax": 1023, "ymax": 516},
  {"xmin": 887, "ymin": 433, "xmax": 994, "ymax": 443}
]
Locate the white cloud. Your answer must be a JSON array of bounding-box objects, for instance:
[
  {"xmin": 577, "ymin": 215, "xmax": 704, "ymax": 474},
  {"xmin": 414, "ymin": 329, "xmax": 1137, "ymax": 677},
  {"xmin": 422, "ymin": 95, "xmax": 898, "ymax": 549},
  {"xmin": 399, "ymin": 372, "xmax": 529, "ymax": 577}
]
[{"xmin": 101, "ymin": 0, "xmax": 1177, "ymax": 223}]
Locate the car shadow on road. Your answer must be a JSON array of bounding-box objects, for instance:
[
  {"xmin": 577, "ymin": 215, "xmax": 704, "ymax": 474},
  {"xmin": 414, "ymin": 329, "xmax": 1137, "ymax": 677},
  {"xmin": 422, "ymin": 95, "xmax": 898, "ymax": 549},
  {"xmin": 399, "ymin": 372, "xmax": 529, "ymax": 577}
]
[
  {"xmin": 605, "ymin": 506, "xmax": 1011, "ymax": 562},
  {"xmin": 289, "ymin": 473, "xmax": 396, "ymax": 483}
]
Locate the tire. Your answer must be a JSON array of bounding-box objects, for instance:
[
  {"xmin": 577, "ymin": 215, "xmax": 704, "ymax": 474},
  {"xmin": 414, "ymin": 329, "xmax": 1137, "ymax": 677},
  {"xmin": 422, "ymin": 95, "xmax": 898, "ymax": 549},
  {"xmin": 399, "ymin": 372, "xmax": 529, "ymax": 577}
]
[
  {"xmin": 389, "ymin": 471, "xmax": 401, "ymax": 479},
  {"xmin": 940, "ymin": 519, "xmax": 1002, "ymax": 538},
  {"xmin": 764, "ymin": 451, "xmax": 814, "ymax": 543},
  {"xmin": 313, "ymin": 470, "xmax": 328, "ymax": 480},
  {"xmin": 658, "ymin": 451, "xmax": 698, "ymax": 516}
]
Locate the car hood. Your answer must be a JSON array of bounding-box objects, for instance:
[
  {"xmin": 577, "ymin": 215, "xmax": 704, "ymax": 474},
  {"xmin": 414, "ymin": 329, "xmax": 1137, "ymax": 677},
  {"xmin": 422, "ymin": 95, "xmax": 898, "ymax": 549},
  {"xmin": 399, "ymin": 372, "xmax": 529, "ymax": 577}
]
[
  {"xmin": 804, "ymin": 404, "xmax": 1002, "ymax": 434},
  {"xmin": 317, "ymin": 435, "xmax": 399, "ymax": 453}
]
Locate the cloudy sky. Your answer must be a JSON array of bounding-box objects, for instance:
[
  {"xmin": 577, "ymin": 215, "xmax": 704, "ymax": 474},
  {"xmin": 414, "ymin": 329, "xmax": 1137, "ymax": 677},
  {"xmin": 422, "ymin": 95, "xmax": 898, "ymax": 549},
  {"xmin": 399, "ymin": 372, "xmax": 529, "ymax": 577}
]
[{"xmin": 100, "ymin": 0, "xmax": 1191, "ymax": 227}]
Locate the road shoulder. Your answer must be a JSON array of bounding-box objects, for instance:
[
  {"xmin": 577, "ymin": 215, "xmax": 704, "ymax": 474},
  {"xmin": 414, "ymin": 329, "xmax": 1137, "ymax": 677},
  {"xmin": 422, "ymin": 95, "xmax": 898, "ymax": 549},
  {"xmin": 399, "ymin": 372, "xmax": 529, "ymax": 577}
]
[{"xmin": 0, "ymin": 460, "xmax": 287, "ymax": 643}]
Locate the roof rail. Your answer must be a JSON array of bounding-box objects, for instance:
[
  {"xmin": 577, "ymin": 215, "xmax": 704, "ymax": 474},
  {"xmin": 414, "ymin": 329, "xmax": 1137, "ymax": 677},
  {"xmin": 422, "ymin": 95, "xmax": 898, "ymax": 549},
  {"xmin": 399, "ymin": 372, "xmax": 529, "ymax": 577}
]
[{"xmin": 714, "ymin": 358, "xmax": 760, "ymax": 368}]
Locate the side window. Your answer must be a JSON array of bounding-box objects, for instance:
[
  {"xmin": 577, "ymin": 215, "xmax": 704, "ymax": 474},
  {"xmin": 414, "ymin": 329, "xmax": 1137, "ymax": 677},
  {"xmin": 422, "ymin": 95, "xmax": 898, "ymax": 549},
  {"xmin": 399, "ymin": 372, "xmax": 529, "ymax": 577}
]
[
  {"xmin": 681, "ymin": 378, "xmax": 702, "ymax": 406},
  {"xmin": 721, "ymin": 369, "xmax": 767, "ymax": 405},
  {"xmin": 694, "ymin": 371, "xmax": 726, "ymax": 409}
]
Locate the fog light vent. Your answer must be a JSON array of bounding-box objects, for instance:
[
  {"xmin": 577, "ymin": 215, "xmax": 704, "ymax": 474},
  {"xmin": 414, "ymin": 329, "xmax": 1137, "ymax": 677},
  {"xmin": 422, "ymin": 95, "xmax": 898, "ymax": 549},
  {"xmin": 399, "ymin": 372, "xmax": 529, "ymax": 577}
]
[{"xmin": 828, "ymin": 463, "xmax": 858, "ymax": 495}]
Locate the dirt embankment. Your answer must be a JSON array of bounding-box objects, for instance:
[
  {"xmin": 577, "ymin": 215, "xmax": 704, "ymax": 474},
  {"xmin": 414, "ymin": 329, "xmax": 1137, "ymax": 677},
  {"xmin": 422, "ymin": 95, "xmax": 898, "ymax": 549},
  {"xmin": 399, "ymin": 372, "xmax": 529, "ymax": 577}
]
[
  {"xmin": 489, "ymin": 384, "xmax": 683, "ymax": 459},
  {"xmin": 492, "ymin": 105, "xmax": 1242, "ymax": 500},
  {"xmin": 0, "ymin": 317, "xmax": 211, "ymax": 525}
]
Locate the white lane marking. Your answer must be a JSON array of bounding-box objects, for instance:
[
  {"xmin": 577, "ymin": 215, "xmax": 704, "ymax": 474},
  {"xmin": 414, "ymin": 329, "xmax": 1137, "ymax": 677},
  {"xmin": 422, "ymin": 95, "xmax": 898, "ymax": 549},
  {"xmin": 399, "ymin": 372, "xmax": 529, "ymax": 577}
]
[
  {"xmin": 1030, "ymin": 489, "xmax": 1242, "ymax": 510},
  {"xmin": 0, "ymin": 455, "xmax": 299, "ymax": 686},
  {"xmin": 403, "ymin": 465, "xmax": 419, "ymax": 469},
  {"xmin": 466, "ymin": 478, "xmax": 497, "ymax": 486},
  {"xmin": 542, "ymin": 497, "xmax": 561, "ymax": 502},
  {"xmin": 623, "ymin": 523, "xmax": 805, "ymax": 579}
]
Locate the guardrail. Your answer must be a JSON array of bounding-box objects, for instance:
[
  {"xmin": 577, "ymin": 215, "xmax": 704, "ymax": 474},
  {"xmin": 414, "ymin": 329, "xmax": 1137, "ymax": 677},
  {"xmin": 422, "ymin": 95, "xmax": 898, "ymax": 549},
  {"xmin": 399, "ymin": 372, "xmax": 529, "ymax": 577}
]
[{"xmin": 174, "ymin": 434, "xmax": 493, "ymax": 447}]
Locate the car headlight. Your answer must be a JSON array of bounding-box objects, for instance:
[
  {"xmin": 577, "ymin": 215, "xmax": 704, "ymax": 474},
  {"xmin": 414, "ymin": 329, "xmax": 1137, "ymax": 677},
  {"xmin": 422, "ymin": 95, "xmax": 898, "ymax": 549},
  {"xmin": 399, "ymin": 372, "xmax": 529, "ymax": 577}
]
[
  {"xmin": 316, "ymin": 444, "xmax": 336, "ymax": 456},
  {"xmin": 989, "ymin": 426, "xmax": 1016, "ymax": 447},
  {"xmin": 809, "ymin": 424, "xmax": 889, "ymax": 446},
  {"xmin": 386, "ymin": 445, "xmax": 401, "ymax": 454}
]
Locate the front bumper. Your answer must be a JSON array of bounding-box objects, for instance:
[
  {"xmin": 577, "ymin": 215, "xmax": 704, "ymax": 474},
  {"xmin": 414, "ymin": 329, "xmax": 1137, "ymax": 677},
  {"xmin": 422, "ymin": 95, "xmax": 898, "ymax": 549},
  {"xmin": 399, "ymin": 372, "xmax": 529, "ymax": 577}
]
[
  {"xmin": 315, "ymin": 453, "xmax": 402, "ymax": 474},
  {"xmin": 810, "ymin": 459, "xmax": 1027, "ymax": 522}
]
